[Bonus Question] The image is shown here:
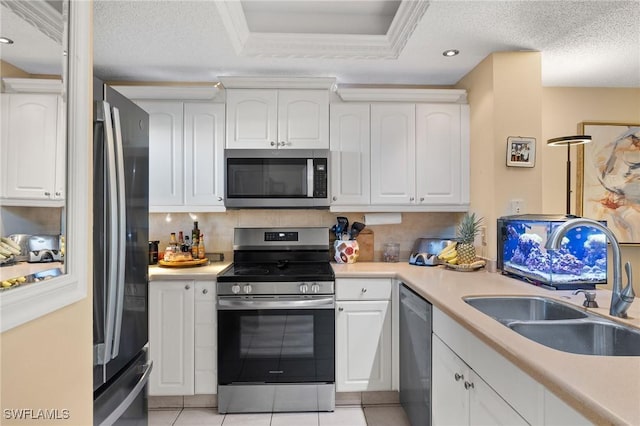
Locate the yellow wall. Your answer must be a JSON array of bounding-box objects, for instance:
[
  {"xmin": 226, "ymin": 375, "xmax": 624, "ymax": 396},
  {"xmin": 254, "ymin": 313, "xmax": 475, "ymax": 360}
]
[{"xmin": 456, "ymin": 51, "xmax": 543, "ymax": 260}]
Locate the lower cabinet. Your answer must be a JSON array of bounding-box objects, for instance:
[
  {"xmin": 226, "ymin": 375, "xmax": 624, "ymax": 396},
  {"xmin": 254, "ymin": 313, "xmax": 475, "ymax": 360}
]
[
  {"xmin": 432, "ymin": 335, "xmax": 527, "ymax": 425},
  {"xmin": 335, "ymin": 278, "xmax": 392, "ymax": 392},
  {"xmin": 148, "ymin": 280, "xmax": 216, "ymax": 396}
]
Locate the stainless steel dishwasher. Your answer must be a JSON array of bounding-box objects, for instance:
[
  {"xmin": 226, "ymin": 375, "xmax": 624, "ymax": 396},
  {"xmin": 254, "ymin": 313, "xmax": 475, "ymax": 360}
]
[{"xmin": 399, "ymin": 283, "xmax": 432, "ymax": 426}]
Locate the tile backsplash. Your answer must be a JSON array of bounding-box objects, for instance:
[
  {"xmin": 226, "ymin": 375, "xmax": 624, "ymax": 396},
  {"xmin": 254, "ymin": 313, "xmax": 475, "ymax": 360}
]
[{"xmin": 150, "ymin": 210, "xmax": 464, "ymax": 262}]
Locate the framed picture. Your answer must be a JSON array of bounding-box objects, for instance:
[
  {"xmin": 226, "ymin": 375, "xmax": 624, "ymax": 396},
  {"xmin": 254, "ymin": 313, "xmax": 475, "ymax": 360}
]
[
  {"xmin": 506, "ymin": 136, "xmax": 536, "ymax": 167},
  {"xmin": 577, "ymin": 122, "xmax": 640, "ymax": 244}
]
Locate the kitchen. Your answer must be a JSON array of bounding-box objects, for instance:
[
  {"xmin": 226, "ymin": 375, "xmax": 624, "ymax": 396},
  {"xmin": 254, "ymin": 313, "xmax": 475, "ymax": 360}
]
[{"xmin": 1, "ymin": 1, "xmax": 640, "ymax": 425}]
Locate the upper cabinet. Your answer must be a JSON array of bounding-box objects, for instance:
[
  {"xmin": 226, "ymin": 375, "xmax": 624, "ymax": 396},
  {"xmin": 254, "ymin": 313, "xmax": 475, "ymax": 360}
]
[
  {"xmin": 137, "ymin": 101, "xmax": 225, "ymax": 212},
  {"xmin": 329, "ymin": 91, "xmax": 470, "ymax": 212},
  {"xmin": 1, "ymin": 81, "xmax": 66, "ymax": 207},
  {"xmin": 226, "ymin": 89, "xmax": 329, "ymax": 149}
]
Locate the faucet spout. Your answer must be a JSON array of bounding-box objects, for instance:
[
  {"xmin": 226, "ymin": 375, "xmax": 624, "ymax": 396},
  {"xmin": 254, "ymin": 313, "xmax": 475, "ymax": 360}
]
[{"xmin": 545, "ymin": 218, "xmax": 634, "ymax": 318}]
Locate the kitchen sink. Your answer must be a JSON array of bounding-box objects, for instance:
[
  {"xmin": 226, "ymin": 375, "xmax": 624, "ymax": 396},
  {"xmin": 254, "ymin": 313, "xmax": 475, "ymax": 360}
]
[
  {"xmin": 464, "ymin": 296, "xmax": 588, "ymax": 322},
  {"xmin": 509, "ymin": 320, "xmax": 640, "ymax": 356},
  {"xmin": 464, "ymin": 295, "xmax": 640, "ymax": 356}
]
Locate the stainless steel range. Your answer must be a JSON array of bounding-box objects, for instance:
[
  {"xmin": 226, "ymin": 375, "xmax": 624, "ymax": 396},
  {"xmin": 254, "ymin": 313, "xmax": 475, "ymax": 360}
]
[{"xmin": 217, "ymin": 227, "xmax": 335, "ymax": 414}]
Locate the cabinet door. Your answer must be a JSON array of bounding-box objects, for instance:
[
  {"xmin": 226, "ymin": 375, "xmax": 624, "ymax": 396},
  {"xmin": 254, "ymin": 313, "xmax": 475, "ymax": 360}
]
[
  {"xmin": 225, "ymin": 89, "xmax": 277, "ymax": 149},
  {"xmin": 432, "ymin": 335, "xmax": 470, "ymax": 426},
  {"xmin": 138, "ymin": 102, "xmax": 184, "ymax": 207},
  {"xmin": 336, "ymin": 300, "xmax": 392, "ymax": 392},
  {"xmin": 194, "ymin": 281, "xmax": 216, "ymax": 394},
  {"xmin": 1, "ymin": 94, "xmax": 59, "ymax": 200},
  {"xmin": 370, "ymin": 104, "xmax": 415, "ymax": 204},
  {"xmin": 329, "ymin": 103, "xmax": 370, "ymax": 205},
  {"xmin": 469, "ymin": 370, "xmax": 528, "ymax": 426},
  {"xmin": 278, "ymin": 90, "xmax": 329, "ymax": 149},
  {"xmin": 184, "ymin": 103, "xmax": 225, "ymax": 206},
  {"xmin": 149, "ymin": 281, "xmax": 194, "ymax": 396}
]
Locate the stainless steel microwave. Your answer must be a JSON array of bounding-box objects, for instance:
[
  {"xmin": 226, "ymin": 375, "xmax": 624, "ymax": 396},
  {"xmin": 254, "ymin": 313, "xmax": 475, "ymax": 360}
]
[{"xmin": 224, "ymin": 149, "xmax": 329, "ymax": 208}]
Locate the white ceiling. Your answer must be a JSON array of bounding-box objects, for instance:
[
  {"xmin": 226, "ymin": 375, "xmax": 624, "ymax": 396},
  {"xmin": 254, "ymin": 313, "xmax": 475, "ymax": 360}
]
[{"xmin": 4, "ymin": 1, "xmax": 640, "ymax": 87}]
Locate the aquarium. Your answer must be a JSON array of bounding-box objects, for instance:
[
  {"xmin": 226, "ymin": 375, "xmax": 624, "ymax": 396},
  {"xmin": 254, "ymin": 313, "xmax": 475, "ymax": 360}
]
[{"xmin": 497, "ymin": 215, "xmax": 607, "ymax": 290}]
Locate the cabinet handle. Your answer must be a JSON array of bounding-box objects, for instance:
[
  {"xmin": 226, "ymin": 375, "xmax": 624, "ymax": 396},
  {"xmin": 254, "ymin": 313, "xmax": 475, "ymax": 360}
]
[
  {"xmin": 464, "ymin": 381, "xmax": 474, "ymax": 390},
  {"xmin": 361, "ymin": 288, "xmax": 367, "ymax": 293},
  {"xmin": 185, "ymin": 284, "xmax": 190, "ymax": 290},
  {"xmin": 338, "ymin": 307, "xmax": 344, "ymax": 312},
  {"xmin": 454, "ymin": 373, "xmax": 464, "ymax": 382},
  {"xmin": 202, "ymin": 289, "xmax": 208, "ymax": 294}
]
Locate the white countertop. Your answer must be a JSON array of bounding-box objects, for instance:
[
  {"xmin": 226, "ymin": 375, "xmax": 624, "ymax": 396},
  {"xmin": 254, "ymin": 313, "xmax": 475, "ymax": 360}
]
[
  {"xmin": 148, "ymin": 261, "xmax": 231, "ymax": 281},
  {"xmin": 332, "ymin": 262, "xmax": 640, "ymax": 426}
]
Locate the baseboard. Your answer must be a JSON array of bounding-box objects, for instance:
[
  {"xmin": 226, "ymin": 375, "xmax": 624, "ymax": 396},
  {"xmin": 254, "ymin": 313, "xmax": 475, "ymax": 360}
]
[
  {"xmin": 148, "ymin": 394, "xmax": 217, "ymax": 409},
  {"xmin": 336, "ymin": 391, "xmax": 400, "ymax": 407}
]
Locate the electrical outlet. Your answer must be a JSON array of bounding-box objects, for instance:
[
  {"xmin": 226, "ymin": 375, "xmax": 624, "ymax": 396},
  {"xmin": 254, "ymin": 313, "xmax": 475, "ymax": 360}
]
[{"xmin": 510, "ymin": 199, "xmax": 525, "ymax": 215}]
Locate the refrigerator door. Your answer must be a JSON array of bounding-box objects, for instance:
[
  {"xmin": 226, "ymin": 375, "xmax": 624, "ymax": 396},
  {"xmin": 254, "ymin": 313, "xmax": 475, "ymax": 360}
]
[{"xmin": 93, "ymin": 79, "xmax": 149, "ymax": 394}]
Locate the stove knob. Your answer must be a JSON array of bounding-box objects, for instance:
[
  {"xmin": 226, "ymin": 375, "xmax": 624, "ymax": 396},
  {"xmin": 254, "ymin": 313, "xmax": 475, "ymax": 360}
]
[
  {"xmin": 243, "ymin": 284, "xmax": 253, "ymax": 294},
  {"xmin": 231, "ymin": 284, "xmax": 241, "ymax": 294},
  {"xmin": 299, "ymin": 283, "xmax": 309, "ymax": 294},
  {"xmin": 311, "ymin": 284, "xmax": 320, "ymax": 293}
]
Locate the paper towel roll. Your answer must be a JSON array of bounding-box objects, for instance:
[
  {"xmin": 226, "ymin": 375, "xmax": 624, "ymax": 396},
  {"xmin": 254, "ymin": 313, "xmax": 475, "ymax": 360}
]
[{"xmin": 363, "ymin": 213, "xmax": 402, "ymax": 225}]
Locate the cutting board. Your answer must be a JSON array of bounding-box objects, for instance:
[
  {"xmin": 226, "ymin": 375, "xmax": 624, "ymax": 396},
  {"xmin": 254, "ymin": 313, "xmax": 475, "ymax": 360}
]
[{"xmin": 357, "ymin": 229, "xmax": 374, "ymax": 262}]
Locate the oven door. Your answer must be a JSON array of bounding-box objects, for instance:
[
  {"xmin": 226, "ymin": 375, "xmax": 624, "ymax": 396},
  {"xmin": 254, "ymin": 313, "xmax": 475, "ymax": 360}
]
[{"xmin": 217, "ymin": 296, "xmax": 335, "ymax": 385}]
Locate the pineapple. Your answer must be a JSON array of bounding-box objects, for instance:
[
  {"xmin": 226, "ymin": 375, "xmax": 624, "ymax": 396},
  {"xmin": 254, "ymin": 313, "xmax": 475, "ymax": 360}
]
[{"xmin": 457, "ymin": 213, "xmax": 483, "ymax": 264}]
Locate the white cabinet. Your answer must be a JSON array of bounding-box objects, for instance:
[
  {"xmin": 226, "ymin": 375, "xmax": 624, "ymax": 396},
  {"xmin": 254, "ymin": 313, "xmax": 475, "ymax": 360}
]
[
  {"xmin": 226, "ymin": 89, "xmax": 329, "ymax": 149},
  {"xmin": 148, "ymin": 280, "xmax": 216, "ymax": 396},
  {"xmin": 137, "ymin": 101, "xmax": 225, "ymax": 212},
  {"xmin": 432, "ymin": 335, "xmax": 527, "ymax": 425},
  {"xmin": 1, "ymin": 93, "xmax": 65, "ymax": 205},
  {"xmin": 330, "ymin": 102, "xmax": 470, "ymax": 211},
  {"xmin": 416, "ymin": 104, "xmax": 469, "ymax": 205},
  {"xmin": 335, "ymin": 278, "xmax": 392, "ymax": 392},
  {"xmin": 370, "ymin": 104, "xmax": 416, "ymax": 205},
  {"xmin": 329, "ymin": 103, "xmax": 371, "ymax": 205}
]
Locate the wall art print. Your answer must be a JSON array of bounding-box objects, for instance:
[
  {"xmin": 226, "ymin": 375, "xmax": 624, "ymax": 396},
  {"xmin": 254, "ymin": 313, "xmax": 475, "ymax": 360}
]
[{"xmin": 577, "ymin": 122, "xmax": 640, "ymax": 244}]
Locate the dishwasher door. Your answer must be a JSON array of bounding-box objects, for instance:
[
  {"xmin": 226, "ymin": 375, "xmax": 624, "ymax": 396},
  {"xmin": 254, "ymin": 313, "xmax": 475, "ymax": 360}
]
[{"xmin": 399, "ymin": 283, "xmax": 432, "ymax": 426}]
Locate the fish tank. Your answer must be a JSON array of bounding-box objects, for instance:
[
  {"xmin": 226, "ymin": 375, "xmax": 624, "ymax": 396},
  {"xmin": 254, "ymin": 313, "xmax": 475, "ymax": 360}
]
[{"xmin": 497, "ymin": 215, "xmax": 607, "ymax": 290}]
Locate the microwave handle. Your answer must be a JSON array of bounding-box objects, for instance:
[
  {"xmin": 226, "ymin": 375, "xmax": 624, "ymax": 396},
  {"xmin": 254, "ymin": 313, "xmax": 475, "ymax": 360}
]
[{"xmin": 307, "ymin": 158, "xmax": 314, "ymax": 198}]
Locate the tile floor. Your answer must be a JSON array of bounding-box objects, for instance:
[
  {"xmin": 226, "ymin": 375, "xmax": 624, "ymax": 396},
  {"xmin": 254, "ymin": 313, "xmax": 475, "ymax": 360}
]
[{"xmin": 149, "ymin": 405, "xmax": 411, "ymax": 426}]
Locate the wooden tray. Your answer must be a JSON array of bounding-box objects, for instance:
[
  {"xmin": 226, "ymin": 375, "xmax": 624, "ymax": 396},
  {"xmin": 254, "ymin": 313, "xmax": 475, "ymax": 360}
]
[{"xmin": 158, "ymin": 258, "xmax": 208, "ymax": 268}]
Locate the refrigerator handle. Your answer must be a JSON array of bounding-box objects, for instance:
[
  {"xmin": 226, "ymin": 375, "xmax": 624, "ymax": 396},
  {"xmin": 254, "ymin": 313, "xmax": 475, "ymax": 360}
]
[
  {"xmin": 110, "ymin": 107, "xmax": 127, "ymax": 359},
  {"xmin": 96, "ymin": 101, "xmax": 119, "ymax": 366},
  {"xmin": 98, "ymin": 360, "xmax": 153, "ymax": 426}
]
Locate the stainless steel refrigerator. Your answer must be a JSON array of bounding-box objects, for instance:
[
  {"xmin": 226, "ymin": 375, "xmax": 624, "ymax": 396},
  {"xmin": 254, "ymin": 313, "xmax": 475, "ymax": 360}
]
[{"xmin": 93, "ymin": 78, "xmax": 152, "ymax": 426}]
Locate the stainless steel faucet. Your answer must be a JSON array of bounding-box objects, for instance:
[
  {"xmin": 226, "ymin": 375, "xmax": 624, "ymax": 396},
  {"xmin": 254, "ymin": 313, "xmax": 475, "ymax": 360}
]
[{"xmin": 545, "ymin": 218, "xmax": 636, "ymax": 318}]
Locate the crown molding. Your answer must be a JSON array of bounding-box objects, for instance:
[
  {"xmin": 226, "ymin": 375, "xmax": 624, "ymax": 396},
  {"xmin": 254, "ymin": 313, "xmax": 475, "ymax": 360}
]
[
  {"xmin": 336, "ymin": 87, "xmax": 468, "ymax": 103},
  {"xmin": 109, "ymin": 84, "xmax": 221, "ymax": 100},
  {"xmin": 0, "ymin": 0, "xmax": 64, "ymax": 44},
  {"xmin": 218, "ymin": 76, "xmax": 336, "ymax": 90},
  {"xmin": 214, "ymin": 0, "xmax": 429, "ymax": 59},
  {"xmin": 2, "ymin": 78, "xmax": 63, "ymax": 94}
]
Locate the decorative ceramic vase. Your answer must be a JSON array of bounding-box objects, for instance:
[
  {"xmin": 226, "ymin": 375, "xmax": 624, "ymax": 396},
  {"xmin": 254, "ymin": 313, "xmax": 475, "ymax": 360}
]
[{"xmin": 334, "ymin": 240, "xmax": 359, "ymax": 264}]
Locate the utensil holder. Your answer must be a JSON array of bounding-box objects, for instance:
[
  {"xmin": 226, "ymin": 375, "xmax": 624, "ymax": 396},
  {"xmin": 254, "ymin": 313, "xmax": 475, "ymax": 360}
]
[{"xmin": 334, "ymin": 240, "xmax": 359, "ymax": 264}]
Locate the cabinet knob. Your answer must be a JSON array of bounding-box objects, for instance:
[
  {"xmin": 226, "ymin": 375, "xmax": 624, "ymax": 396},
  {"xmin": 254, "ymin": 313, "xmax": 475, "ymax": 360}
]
[
  {"xmin": 454, "ymin": 373, "xmax": 464, "ymax": 382},
  {"xmin": 279, "ymin": 141, "xmax": 286, "ymax": 147},
  {"xmin": 270, "ymin": 141, "xmax": 276, "ymax": 146},
  {"xmin": 202, "ymin": 288, "xmax": 208, "ymax": 294},
  {"xmin": 420, "ymin": 197, "xmax": 424, "ymax": 202},
  {"xmin": 464, "ymin": 381, "xmax": 474, "ymax": 390},
  {"xmin": 217, "ymin": 197, "xmax": 223, "ymax": 202},
  {"xmin": 185, "ymin": 284, "xmax": 191, "ymax": 290},
  {"xmin": 361, "ymin": 288, "xmax": 367, "ymax": 293},
  {"xmin": 410, "ymin": 197, "xmax": 415, "ymax": 201},
  {"xmin": 338, "ymin": 307, "xmax": 344, "ymax": 312},
  {"xmin": 44, "ymin": 192, "xmax": 51, "ymax": 196}
]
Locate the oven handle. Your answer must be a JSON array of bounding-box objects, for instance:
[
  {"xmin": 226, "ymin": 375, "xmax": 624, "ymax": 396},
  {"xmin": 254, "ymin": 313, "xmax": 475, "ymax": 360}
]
[{"xmin": 217, "ymin": 296, "xmax": 335, "ymax": 310}]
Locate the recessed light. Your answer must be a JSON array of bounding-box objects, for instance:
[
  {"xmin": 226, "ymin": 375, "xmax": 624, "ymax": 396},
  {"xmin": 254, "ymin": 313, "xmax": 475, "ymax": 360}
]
[
  {"xmin": 0, "ymin": 37, "xmax": 14, "ymax": 45},
  {"xmin": 443, "ymin": 49, "xmax": 459, "ymax": 57}
]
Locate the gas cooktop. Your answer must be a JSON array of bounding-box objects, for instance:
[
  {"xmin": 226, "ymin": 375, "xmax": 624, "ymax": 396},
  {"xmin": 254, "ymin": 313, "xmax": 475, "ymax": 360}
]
[{"xmin": 217, "ymin": 261, "xmax": 334, "ymax": 283}]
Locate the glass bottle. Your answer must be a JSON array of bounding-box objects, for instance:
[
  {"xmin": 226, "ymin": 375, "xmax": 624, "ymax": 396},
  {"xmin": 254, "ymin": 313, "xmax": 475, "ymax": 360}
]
[
  {"xmin": 169, "ymin": 232, "xmax": 178, "ymax": 252},
  {"xmin": 191, "ymin": 221, "xmax": 200, "ymax": 257},
  {"xmin": 198, "ymin": 233, "xmax": 205, "ymax": 259}
]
